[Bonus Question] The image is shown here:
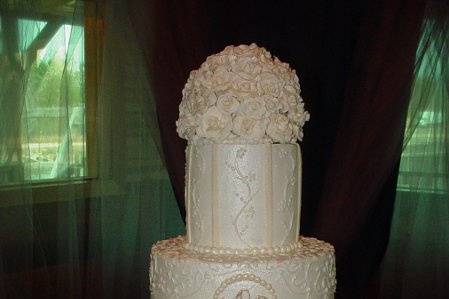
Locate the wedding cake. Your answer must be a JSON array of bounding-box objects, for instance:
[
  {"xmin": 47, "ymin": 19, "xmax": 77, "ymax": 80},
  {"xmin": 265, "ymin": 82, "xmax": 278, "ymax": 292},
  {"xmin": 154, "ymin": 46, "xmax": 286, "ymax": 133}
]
[{"xmin": 150, "ymin": 44, "xmax": 336, "ymax": 298}]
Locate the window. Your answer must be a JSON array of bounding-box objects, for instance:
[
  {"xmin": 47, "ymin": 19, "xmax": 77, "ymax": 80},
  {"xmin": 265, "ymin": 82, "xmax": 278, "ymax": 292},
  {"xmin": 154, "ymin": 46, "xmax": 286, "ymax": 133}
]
[
  {"xmin": 20, "ymin": 20, "xmax": 86, "ymax": 182},
  {"xmin": 396, "ymin": 36, "xmax": 447, "ymax": 195},
  {"xmin": 0, "ymin": 1, "xmax": 101, "ymax": 199}
]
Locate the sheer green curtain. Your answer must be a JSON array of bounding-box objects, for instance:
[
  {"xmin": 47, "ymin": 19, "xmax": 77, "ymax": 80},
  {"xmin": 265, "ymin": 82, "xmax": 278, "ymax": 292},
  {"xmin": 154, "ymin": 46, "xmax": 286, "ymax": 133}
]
[
  {"xmin": 1, "ymin": 1, "xmax": 183, "ymax": 298},
  {"xmin": 379, "ymin": 2, "xmax": 449, "ymax": 297},
  {"xmin": 87, "ymin": 1, "xmax": 184, "ymax": 297},
  {"xmin": 1, "ymin": 2, "xmax": 86, "ymax": 297}
]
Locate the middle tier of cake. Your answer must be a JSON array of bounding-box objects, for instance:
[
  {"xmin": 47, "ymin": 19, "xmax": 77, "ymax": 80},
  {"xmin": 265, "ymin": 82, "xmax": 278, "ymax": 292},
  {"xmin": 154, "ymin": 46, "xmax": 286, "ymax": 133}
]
[{"xmin": 185, "ymin": 143, "xmax": 302, "ymax": 252}]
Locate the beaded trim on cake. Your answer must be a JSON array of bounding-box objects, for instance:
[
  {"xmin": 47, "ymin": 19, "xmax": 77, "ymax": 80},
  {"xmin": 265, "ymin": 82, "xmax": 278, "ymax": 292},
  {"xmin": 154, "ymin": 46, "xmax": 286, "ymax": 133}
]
[
  {"xmin": 213, "ymin": 273, "xmax": 277, "ymax": 299},
  {"xmin": 150, "ymin": 235, "xmax": 335, "ymax": 262},
  {"xmin": 184, "ymin": 240, "xmax": 301, "ymax": 256}
]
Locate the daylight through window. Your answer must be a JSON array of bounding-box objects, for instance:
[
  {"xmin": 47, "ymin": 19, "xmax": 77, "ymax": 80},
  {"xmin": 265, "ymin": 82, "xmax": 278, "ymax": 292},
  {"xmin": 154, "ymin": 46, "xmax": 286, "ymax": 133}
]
[{"xmin": 0, "ymin": 7, "xmax": 88, "ymax": 186}]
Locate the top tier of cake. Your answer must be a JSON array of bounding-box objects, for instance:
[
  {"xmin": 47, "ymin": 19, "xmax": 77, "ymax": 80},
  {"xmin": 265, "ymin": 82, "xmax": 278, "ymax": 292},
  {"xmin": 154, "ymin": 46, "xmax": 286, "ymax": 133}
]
[
  {"xmin": 177, "ymin": 44, "xmax": 308, "ymax": 254},
  {"xmin": 185, "ymin": 142, "xmax": 302, "ymax": 254},
  {"xmin": 176, "ymin": 43, "xmax": 309, "ymax": 144}
]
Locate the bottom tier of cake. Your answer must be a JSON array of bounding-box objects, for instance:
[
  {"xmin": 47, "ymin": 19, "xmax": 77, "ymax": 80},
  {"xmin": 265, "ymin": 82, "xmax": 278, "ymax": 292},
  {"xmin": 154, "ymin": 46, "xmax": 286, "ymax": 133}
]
[{"xmin": 150, "ymin": 236, "xmax": 336, "ymax": 299}]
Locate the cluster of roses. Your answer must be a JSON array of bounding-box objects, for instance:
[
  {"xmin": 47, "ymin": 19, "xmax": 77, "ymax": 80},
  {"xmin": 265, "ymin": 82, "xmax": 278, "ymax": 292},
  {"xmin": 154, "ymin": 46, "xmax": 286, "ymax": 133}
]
[{"xmin": 177, "ymin": 44, "xmax": 309, "ymax": 144}]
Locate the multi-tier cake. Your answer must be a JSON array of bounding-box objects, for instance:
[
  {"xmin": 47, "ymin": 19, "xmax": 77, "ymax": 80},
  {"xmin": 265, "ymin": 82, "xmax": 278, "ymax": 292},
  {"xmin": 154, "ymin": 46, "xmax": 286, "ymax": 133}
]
[{"xmin": 150, "ymin": 44, "xmax": 336, "ymax": 298}]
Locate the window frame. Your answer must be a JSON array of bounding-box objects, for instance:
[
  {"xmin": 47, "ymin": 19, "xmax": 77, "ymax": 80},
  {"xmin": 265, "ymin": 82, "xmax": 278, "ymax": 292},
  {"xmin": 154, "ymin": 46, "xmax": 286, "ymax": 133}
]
[{"xmin": 0, "ymin": 1, "xmax": 104, "ymax": 205}]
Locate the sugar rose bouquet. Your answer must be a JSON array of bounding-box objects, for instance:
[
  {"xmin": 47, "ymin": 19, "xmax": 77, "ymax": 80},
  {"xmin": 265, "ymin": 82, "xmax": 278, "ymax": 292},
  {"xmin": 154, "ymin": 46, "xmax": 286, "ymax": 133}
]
[{"xmin": 176, "ymin": 43, "xmax": 310, "ymax": 144}]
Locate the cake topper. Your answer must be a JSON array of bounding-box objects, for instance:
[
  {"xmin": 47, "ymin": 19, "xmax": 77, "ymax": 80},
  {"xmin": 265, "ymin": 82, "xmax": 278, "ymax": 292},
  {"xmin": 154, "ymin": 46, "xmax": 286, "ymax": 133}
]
[{"xmin": 177, "ymin": 43, "xmax": 309, "ymax": 144}]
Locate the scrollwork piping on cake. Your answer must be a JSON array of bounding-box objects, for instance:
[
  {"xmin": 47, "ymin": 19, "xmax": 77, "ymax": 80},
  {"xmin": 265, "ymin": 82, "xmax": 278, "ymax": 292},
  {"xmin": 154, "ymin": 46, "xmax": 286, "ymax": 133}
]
[
  {"xmin": 151, "ymin": 259, "xmax": 209, "ymax": 298},
  {"xmin": 225, "ymin": 146, "xmax": 259, "ymax": 246},
  {"xmin": 190, "ymin": 146, "xmax": 204, "ymax": 241},
  {"xmin": 280, "ymin": 256, "xmax": 336, "ymax": 296},
  {"xmin": 280, "ymin": 262, "xmax": 311, "ymax": 295}
]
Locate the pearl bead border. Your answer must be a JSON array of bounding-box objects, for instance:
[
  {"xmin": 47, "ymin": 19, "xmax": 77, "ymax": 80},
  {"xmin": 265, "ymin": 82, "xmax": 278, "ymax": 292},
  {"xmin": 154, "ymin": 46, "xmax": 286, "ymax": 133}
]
[{"xmin": 184, "ymin": 241, "xmax": 301, "ymax": 256}]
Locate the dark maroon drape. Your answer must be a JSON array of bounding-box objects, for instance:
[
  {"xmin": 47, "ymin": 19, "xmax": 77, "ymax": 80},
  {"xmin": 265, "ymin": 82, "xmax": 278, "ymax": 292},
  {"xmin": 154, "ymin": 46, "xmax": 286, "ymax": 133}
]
[
  {"xmin": 312, "ymin": 0, "xmax": 427, "ymax": 297},
  {"xmin": 127, "ymin": 1, "xmax": 214, "ymax": 219}
]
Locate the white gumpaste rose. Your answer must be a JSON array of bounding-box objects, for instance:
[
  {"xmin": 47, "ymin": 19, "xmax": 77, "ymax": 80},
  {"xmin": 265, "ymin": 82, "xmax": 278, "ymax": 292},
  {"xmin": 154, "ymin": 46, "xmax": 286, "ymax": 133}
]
[
  {"xmin": 288, "ymin": 102, "xmax": 310, "ymax": 125},
  {"xmin": 266, "ymin": 114, "xmax": 293, "ymax": 143},
  {"xmin": 263, "ymin": 95, "xmax": 281, "ymax": 114},
  {"xmin": 232, "ymin": 115, "xmax": 267, "ymax": 140},
  {"xmin": 298, "ymin": 113, "xmax": 310, "ymax": 127},
  {"xmin": 179, "ymin": 100, "xmax": 189, "ymax": 116},
  {"xmin": 236, "ymin": 58, "xmax": 263, "ymax": 79},
  {"xmin": 197, "ymin": 107, "xmax": 232, "ymax": 141},
  {"xmin": 216, "ymin": 93, "xmax": 240, "ymax": 114},
  {"xmin": 284, "ymin": 83, "xmax": 299, "ymax": 95},
  {"xmin": 233, "ymin": 43, "xmax": 260, "ymax": 57},
  {"xmin": 232, "ymin": 79, "xmax": 256, "ymax": 92},
  {"xmin": 278, "ymin": 96, "xmax": 290, "ymax": 113},
  {"xmin": 176, "ymin": 115, "xmax": 197, "ymax": 140},
  {"xmin": 212, "ymin": 65, "xmax": 233, "ymax": 91},
  {"xmin": 206, "ymin": 92, "xmax": 218, "ymax": 106},
  {"xmin": 239, "ymin": 98, "xmax": 267, "ymax": 119},
  {"xmin": 291, "ymin": 124, "xmax": 304, "ymax": 142},
  {"xmin": 288, "ymin": 106, "xmax": 302, "ymax": 123},
  {"xmin": 185, "ymin": 90, "xmax": 209, "ymax": 115},
  {"xmin": 298, "ymin": 129, "xmax": 304, "ymax": 141},
  {"xmin": 256, "ymin": 72, "xmax": 282, "ymax": 97}
]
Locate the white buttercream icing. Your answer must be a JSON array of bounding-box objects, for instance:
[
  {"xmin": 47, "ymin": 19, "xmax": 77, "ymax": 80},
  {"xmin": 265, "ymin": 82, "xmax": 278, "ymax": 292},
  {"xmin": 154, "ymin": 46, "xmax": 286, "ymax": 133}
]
[
  {"xmin": 176, "ymin": 43, "xmax": 310, "ymax": 144},
  {"xmin": 150, "ymin": 236, "xmax": 336, "ymax": 299}
]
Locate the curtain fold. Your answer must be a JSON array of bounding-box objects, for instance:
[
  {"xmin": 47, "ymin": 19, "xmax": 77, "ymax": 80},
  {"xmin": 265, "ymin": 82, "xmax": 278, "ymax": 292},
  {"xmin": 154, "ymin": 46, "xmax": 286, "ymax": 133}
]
[
  {"xmin": 1, "ymin": 1, "xmax": 184, "ymax": 298},
  {"xmin": 311, "ymin": 0, "xmax": 427, "ymax": 297},
  {"xmin": 1, "ymin": 2, "xmax": 86, "ymax": 297},
  {"xmin": 379, "ymin": 1, "xmax": 449, "ymax": 297},
  {"xmin": 127, "ymin": 0, "xmax": 214, "ymax": 219},
  {"xmin": 88, "ymin": 2, "xmax": 185, "ymax": 297}
]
